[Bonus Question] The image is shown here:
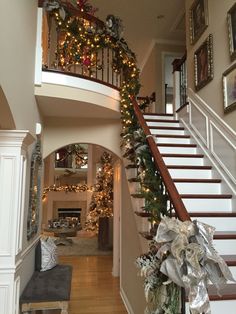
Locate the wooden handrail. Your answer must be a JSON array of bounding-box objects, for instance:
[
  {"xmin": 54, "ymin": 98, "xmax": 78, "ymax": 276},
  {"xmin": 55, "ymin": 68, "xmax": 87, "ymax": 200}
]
[
  {"xmin": 172, "ymin": 52, "xmax": 187, "ymax": 72},
  {"xmin": 38, "ymin": 0, "xmax": 105, "ymax": 28},
  {"xmin": 132, "ymin": 97, "xmax": 191, "ymax": 222},
  {"xmin": 137, "ymin": 92, "xmax": 156, "ymax": 103}
]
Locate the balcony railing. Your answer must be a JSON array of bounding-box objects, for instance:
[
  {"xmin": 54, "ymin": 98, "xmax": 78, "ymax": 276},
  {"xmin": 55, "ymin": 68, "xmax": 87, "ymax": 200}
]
[
  {"xmin": 38, "ymin": 0, "xmax": 138, "ymax": 90},
  {"xmin": 172, "ymin": 53, "xmax": 187, "ymax": 110}
]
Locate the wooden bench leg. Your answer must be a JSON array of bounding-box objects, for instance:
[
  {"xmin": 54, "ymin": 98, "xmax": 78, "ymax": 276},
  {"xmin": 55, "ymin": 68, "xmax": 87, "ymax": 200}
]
[{"xmin": 60, "ymin": 301, "xmax": 69, "ymax": 314}]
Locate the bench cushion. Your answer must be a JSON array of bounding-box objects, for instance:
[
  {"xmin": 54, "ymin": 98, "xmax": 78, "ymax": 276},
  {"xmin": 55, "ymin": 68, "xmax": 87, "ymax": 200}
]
[{"xmin": 20, "ymin": 264, "xmax": 72, "ymax": 303}]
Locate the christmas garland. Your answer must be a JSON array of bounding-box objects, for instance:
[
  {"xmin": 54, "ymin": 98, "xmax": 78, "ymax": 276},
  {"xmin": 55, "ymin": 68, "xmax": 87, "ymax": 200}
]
[{"xmin": 46, "ymin": 1, "xmax": 180, "ymax": 312}]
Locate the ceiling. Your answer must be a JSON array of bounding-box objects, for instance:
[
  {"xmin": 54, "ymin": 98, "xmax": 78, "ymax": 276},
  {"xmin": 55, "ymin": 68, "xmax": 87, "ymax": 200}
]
[{"xmin": 91, "ymin": 0, "xmax": 186, "ymax": 68}]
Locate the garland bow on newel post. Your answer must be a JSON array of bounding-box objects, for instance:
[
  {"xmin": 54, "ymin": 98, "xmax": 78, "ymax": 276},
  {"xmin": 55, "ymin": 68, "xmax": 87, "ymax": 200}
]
[{"xmin": 136, "ymin": 216, "xmax": 235, "ymax": 314}]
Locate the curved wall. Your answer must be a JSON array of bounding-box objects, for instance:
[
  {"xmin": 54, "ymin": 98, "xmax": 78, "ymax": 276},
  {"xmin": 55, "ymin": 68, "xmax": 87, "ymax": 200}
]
[{"xmin": 43, "ymin": 116, "xmax": 122, "ymax": 159}]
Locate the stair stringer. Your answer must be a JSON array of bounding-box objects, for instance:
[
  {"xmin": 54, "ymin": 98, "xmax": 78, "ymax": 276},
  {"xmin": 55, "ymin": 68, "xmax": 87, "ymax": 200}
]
[
  {"xmin": 178, "ymin": 91, "xmax": 236, "ymax": 196},
  {"xmin": 178, "ymin": 111, "xmax": 236, "ymax": 211},
  {"xmin": 122, "ymin": 158, "xmax": 150, "ymax": 254}
]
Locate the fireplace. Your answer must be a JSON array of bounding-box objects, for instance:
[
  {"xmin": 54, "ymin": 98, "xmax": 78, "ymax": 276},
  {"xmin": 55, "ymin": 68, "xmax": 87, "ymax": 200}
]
[{"xmin": 58, "ymin": 208, "xmax": 82, "ymax": 221}]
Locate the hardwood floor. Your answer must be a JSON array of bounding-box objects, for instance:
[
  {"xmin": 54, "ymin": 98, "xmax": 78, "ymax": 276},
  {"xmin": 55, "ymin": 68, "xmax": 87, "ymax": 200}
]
[{"xmin": 40, "ymin": 255, "xmax": 127, "ymax": 314}]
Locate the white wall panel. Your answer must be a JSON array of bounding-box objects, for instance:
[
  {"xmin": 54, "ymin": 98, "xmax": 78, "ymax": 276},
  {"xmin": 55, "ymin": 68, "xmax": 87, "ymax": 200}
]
[
  {"xmin": 210, "ymin": 121, "xmax": 236, "ymax": 184},
  {"xmin": 0, "ymin": 285, "xmax": 9, "ymax": 314},
  {"xmin": 0, "ymin": 155, "xmax": 16, "ymax": 256},
  {"xmin": 190, "ymin": 102, "xmax": 208, "ymax": 147}
]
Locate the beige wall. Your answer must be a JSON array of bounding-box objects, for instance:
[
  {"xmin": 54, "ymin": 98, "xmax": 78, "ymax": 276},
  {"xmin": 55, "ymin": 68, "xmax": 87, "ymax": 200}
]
[
  {"xmin": 0, "ymin": 0, "xmax": 41, "ymax": 135},
  {"xmin": 120, "ymin": 167, "xmax": 146, "ymax": 314},
  {"xmin": 185, "ymin": 0, "xmax": 236, "ymax": 131},
  {"xmin": 43, "ymin": 117, "xmax": 122, "ymax": 159},
  {"xmin": 0, "ymin": 87, "xmax": 15, "ymax": 129},
  {"xmin": 140, "ymin": 42, "xmax": 185, "ymax": 113}
]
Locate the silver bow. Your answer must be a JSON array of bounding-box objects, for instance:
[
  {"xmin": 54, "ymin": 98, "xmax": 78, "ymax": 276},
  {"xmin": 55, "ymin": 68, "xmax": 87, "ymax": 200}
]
[{"xmin": 154, "ymin": 216, "xmax": 235, "ymax": 314}]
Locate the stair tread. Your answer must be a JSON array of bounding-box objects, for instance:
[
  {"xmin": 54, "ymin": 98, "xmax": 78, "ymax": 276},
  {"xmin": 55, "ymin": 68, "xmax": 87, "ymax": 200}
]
[
  {"xmin": 173, "ymin": 178, "xmax": 221, "ymax": 183},
  {"xmin": 150, "ymin": 126, "xmax": 184, "ymax": 130},
  {"xmin": 180, "ymin": 194, "xmax": 232, "ymax": 199},
  {"xmin": 131, "ymin": 193, "xmax": 144, "ymax": 198},
  {"xmin": 135, "ymin": 211, "xmax": 153, "ymax": 218},
  {"xmin": 207, "ymin": 284, "xmax": 236, "ymax": 301},
  {"xmin": 145, "ymin": 119, "xmax": 179, "ymax": 123},
  {"xmin": 221, "ymin": 255, "xmax": 236, "ymax": 266},
  {"xmin": 125, "ymin": 164, "xmax": 137, "ymax": 169},
  {"xmin": 144, "ymin": 113, "xmax": 173, "ymax": 117},
  {"xmin": 157, "ymin": 143, "xmax": 197, "ymax": 147},
  {"xmin": 154, "ymin": 134, "xmax": 190, "ymax": 138},
  {"xmin": 162, "ymin": 153, "xmax": 204, "ymax": 158},
  {"xmin": 214, "ymin": 231, "xmax": 236, "ymax": 239},
  {"xmin": 167, "ymin": 165, "xmax": 212, "ymax": 169},
  {"xmin": 190, "ymin": 212, "xmax": 236, "ymax": 217},
  {"xmin": 128, "ymin": 177, "xmax": 141, "ymax": 183},
  {"xmin": 139, "ymin": 231, "xmax": 153, "ymax": 240}
]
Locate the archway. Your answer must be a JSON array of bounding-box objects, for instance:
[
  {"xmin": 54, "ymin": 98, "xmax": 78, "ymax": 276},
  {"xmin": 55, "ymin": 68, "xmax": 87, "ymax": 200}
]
[{"xmin": 42, "ymin": 142, "xmax": 122, "ymax": 276}]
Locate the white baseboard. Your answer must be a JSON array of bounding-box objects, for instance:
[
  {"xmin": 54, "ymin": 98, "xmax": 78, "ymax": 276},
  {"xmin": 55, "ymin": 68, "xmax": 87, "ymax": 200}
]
[{"xmin": 120, "ymin": 287, "xmax": 134, "ymax": 314}]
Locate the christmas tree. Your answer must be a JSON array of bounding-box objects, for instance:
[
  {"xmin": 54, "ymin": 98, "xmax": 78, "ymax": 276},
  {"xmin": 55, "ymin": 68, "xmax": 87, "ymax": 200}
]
[{"xmin": 85, "ymin": 151, "xmax": 113, "ymax": 233}]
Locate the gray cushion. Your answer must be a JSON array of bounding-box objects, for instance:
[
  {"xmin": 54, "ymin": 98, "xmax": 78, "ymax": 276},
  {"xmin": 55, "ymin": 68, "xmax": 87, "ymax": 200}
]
[{"xmin": 20, "ymin": 265, "xmax": 72, "ymax": 303}]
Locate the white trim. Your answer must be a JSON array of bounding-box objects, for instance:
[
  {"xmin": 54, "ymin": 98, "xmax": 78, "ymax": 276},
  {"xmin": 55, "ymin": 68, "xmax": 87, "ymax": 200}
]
[
  {"xmin": 188, "ymin": 88, "xmax": 236, "ymax": 137},
  {"xmin": 112, "ymin": 160, "xmax": 122, "ymax": 277},
  {"xmin": 14, "ymin": 277, "xmax": 20, "ymax": 314},
  {"xmin": 120, "ymin": 287, "xmax": 134, "ymax": 314},
  {"xmin": 20, "ymin": 236, "xmax": 40, "ymax": 261},
  {"xmin": 162, "ymin": 51, "xmax": 183, "ymax": 111},
  {"xmin": 180, "ymin": 118, "xmax": 236, "ymax": 195},
  {"xmin": 17, "ymin": 156, "xmax": 27, "ymax": 255},
  {"xmin": 0, "ymin": 284, "xmax": 9, "ymax": 314},
  {"xmin": 41, "ymin": 71, "xmax": 120, "ymax": 101},
  {"xmin": 210, "ymin": 121, "xmax": 236, "ymax": 185},
  {"xmin": 189, "ymin": 101, "xmax": 209, "ymax": 147}
]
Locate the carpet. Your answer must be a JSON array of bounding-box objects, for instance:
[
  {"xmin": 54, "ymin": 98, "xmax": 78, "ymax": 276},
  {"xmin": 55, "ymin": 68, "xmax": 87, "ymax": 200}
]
[{"xmin": 56, "ymin": 236, "xmax": 113, "ymax": 256}]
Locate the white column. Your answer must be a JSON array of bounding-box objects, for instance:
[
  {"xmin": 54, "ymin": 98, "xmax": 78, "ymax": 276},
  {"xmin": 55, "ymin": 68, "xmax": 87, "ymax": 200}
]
[
  {"xmin": 0, "ymin": 130, "xmax": 34, "ymax": 314},
  {"xmin": 173, "ymin": 70, "xmax": 181, "ymax": 114},
  {"xmin": 86, "ymin": 144, "xmax": 96, "ymax": 214},
  {"xmin": 112, "ymin": 159, "xmax": 122, "ymax": 277}
]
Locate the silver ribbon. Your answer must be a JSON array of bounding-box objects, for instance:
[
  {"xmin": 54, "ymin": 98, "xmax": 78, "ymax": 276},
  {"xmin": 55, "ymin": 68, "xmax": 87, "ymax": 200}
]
[{"xmin": 154, "ymin": 216, "xmax": 235, "ymax": 314}]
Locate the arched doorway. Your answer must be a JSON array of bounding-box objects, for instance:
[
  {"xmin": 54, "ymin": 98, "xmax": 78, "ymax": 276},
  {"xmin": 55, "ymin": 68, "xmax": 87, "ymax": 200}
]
[{"xmin": 42, "ymin": 142, "xmax": 122, "ymax": 276}]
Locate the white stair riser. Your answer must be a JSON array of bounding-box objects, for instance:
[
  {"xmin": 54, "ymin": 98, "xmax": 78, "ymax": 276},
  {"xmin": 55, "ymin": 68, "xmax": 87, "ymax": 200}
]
[
  {"xmin": 186, "ymin": 300, "xmax": 236, "ymax": 314},
  {"xmin": 229, "ymin": 266, "xmax": 236, "ymax": 281},
  {"xmin": 150, "ymin": 128, "xmax": 185, "ymax": 135},
  {"xmin": 131, "ymin": 197, "xmax": 145, "ymax": 209},
  {"xmin": 191, "ymin": 217, "xmax": 236, "ymax": 232},
  {"xmin": 213, "ymin": 239, "xmax": 236, "ymax": 255},
  {"xmin": 144, "ymin": 115, "xmax": 174, "ymax": 121},
  {"xmin": 158, "ymin": 146, "xmax": 197, "ymax": 154},
  {"xmin": 155, "ymin": 137, "xmax": 191, "ymax": 144},
  {"xmin": 182, "ymin": 198, "xmax": 232, "ymax": 212},
  {"xmin": 126, "ymin": 168, "xmax": 138, "ymax": 179},
  {"xmin": 168, "ymin": 168, "xmax": 212, "ymax": 179},
  {"xmin": 175, "ymin": 182, "xmax": 221, "ymax": 194},
  {"xmin": 146, "ymin": 121, "xmax": 180, "ymax": 128},
  {"xmin": 128, "ymin": 182, "xmax": 141, "ymax": 194},
  {"xmin": 135, "ymin": 216, "xmax": 150, "ymax": 232},
  {"xmin": 163, "ymin": 157, "xmax": 204, "ymax": 166}
]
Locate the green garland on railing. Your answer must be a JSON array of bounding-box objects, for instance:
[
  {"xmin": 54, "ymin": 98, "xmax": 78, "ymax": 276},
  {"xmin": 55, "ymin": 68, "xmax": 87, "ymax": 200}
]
[{"xmin": 48, "ymin": 2, "xmax": 179, "ymax": 312}]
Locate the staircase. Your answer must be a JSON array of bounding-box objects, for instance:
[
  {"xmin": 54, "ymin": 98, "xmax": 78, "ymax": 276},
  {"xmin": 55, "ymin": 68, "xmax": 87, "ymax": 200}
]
[{"xmin": 125, "ymin": 112, "xmax": 236, "ymax": 313}]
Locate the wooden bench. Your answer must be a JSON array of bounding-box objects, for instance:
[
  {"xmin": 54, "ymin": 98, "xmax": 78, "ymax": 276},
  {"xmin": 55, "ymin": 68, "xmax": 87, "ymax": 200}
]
[{"xmin": 20, "ymin": 264, "xmax": 72, "ymax": 314}]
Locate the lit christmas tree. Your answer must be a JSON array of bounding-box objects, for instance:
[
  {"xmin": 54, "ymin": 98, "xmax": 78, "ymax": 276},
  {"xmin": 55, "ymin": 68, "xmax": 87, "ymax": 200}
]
[{"xmin": 85, "ymin": 151, "xmax": 113, "ymax": 233}]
